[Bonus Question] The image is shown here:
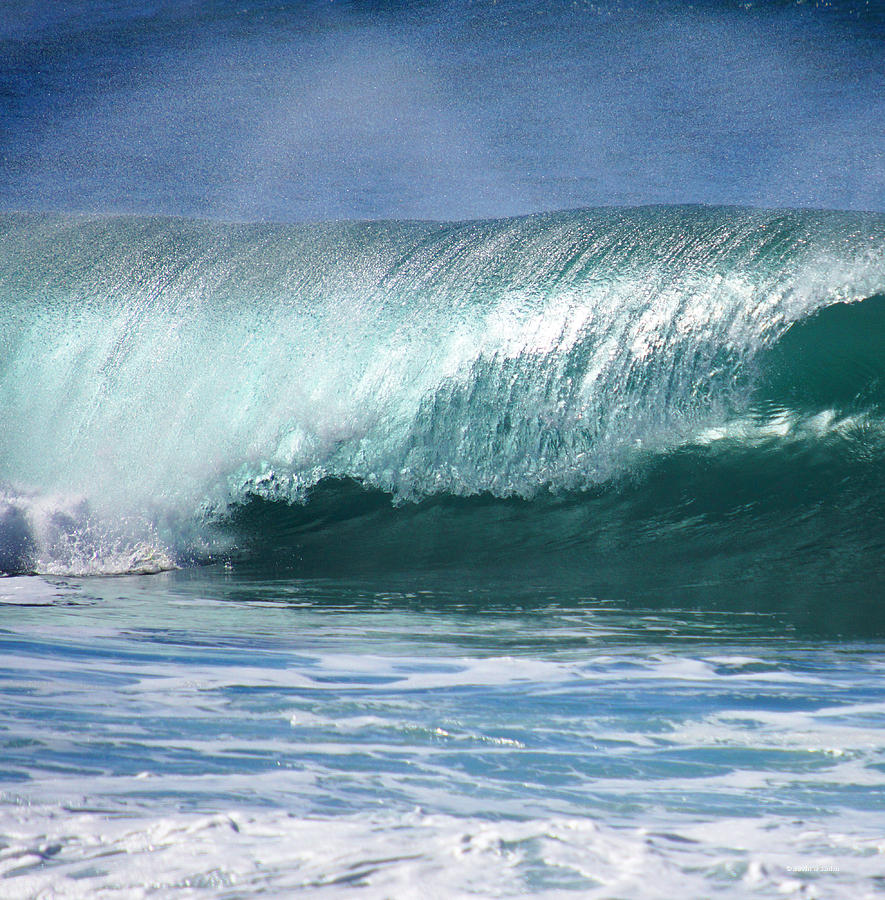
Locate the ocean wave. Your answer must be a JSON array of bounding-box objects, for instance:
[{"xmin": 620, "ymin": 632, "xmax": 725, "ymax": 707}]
[{"xmin": 1, "ymin": 206, "xmax": 883, "ymax": 582}]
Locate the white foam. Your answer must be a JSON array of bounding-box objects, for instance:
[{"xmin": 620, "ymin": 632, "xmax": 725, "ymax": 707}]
[{"xmin": 1, "ymin": 804, "xmax": 882, "ymax": 899}]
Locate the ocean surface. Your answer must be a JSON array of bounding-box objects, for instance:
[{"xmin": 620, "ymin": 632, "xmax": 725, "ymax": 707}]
[{"xmin": 2, "ymin": 1, "xmax": 885, "ymax": 898}]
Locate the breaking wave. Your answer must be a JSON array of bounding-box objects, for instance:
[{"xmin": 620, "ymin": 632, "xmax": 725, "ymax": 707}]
[{"xmin": 1, "ymin": 206, "xmax": 883, "ymax": 600}]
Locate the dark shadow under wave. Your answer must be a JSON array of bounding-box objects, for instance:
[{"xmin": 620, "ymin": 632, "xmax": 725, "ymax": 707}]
[
  {"xmin": 220, "ymin": 472, "xmax": 885, "ymax": 635},
  {"xmin": 221, "ymin": 468, "xmax": 884, "ymax": 636}
]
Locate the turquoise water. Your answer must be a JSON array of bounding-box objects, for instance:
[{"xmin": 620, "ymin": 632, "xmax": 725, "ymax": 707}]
[{"xmin": 2, "ymin": 207, "xmax": 884, "ymax": 585}]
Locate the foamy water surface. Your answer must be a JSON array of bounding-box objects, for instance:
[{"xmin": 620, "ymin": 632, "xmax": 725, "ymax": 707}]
[{"xmin": 1, "ymin": 573, "xmax": 883, "ymax": 898}]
